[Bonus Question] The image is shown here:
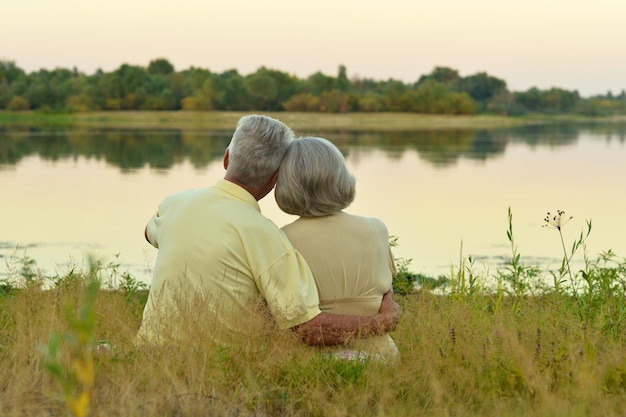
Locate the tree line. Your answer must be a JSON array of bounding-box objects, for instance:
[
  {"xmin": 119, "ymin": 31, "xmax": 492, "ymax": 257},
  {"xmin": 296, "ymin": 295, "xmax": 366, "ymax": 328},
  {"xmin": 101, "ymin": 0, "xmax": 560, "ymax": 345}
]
[{"xmin": 1, "ymin": 58, "xmax": 625, "ymax": 116}]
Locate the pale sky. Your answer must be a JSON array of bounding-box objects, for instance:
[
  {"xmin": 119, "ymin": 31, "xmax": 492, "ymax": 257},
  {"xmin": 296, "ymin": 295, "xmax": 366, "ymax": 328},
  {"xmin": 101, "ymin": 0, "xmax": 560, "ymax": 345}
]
[{"xmin": 1, "ymin": 0, "xmax": 625, "ymax": 97}]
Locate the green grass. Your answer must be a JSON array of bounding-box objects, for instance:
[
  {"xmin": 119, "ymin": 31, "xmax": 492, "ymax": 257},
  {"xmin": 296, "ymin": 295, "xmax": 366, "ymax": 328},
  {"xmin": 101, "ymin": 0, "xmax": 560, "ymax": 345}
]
[
  {"xmin": 2, "ymin": 209, "xmax": 626, "ymax": 416},
  {"xmin": 3, "ymin": 110, "xmax": 626, "ymax": 132}
]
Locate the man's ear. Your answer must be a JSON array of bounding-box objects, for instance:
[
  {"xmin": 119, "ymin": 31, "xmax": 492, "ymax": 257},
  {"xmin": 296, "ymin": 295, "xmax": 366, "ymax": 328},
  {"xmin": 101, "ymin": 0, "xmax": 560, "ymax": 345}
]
[
  {"xmin": 223, "ymin": 148, "xmax": 230, "ymax": 170},
  {"xmin": 270, "ymin": 170, "xmax": 279, "ymax": 187}
]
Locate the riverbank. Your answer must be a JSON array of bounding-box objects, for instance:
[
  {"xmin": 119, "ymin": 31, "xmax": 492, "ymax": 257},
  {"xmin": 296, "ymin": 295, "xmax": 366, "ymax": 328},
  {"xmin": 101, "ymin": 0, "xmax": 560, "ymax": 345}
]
[{"xmin": 2, "ymin": 110, "xmax": 626, "ymax": 131}]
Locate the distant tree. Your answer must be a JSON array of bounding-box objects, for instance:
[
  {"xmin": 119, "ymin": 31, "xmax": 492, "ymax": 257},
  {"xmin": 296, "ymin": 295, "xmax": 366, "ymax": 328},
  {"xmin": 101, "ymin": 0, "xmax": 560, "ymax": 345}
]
[
  {"xmin": 257, "ymin": 67, "xmax": 300, "ymax": 106},
  {"xmin": 336, "ymin": 65, "xmax": 350, "ymax": 92},
  {"xmin": 282, "ymin": 93, "xmax": 320, "ymax": 111},
  {"xmin": 242, "ymin": 67, "xmax": 299, "ymax": 110},
  {"xmin": 181, "ymin": 77, "xmax": 224, "ymax": 111},
  {"xmin": 244, "ymin": 72, "xmax": 278, "ymax": 110},
  {"xmin": 98, "ymin": 64, "xmax": 152, "ymax": 109},
  {"xmin": 183, "ymin": 67, "xmax": 212, "ymax": 93},
  {"xmin": 0, "ymin": 61, "xmax": 22, "ymax": 107},
  {"xmin": 411, "ymin": 79, "xmax": 447, "ymax": 113},
  {"xmin": 384, "ymin": 81, "xmax": 409, "ymax": 111},
  {"xmin": 23, "ymin": 72, "xmax": 51, "ymax": 109},
  {"xmin": 319, "ymin": 89, "xmax": 350, "ymax": 113},
  {"xmin": 147, "ymin": 58, "xmax": 175, "ymax": 75},
  {"xmin": 444, "ymin": 92, "xmax": 476, "ymax": 115},
  {"xmin": 65, "ymin": 94, "xmax": 98, "ymax": 112},
  {"xmin": 455, "ymin": 72, "xmax": 507, "ymax": 104},
  {"xmin": 416, "ymin": 66, "xmax": 460, "ymax": 87},
  {"xmin": 169, "ymin": 72, "xmax": 186, "ymax": 103},
  {"xmin": 180, "ymin": 96, "xmax": 201, "ymax": 111},
  {"xmin": 216, "ymin": 69, "xmax": 252, "ymax": 110},
  {"xmin": 6, "ymin": 95, "xmax": 30, "ymax": 111},
  {"xmin": 543, "ymin": 88, "xmax": 580, "ymax": 112},
  {"xmin": 303, "ymin": 71, "xmax": 336, "ymax": 95},
  {"xmin": 513, "ymin": 87, "xmax": 543, "ymax": 111},
  {"xmin": 350, "ymin": 76, "xmax": 384, "ymax": 95},
  {"xmin": 143, "ymin": 88, "xmax": 178, "ymax": 110},
  {"xmin": 575, "ymin": 98, "xmax": 607, "ymax": 116},
  {"xmin": 105, "ymin": 99, "xmax": 122, "ymax": 110},
  {"xmin": 357, "ymin": 94, "xmax": 383, "ymax": 112},
  {"xmin": 0, "ymin": 60, "xmax": 25, "ymax": 84},
  {"xmin": 486, "ymin": 91, "xmax": 521, "ymax": 115},
  {"xmin": 513, "ymin": 87, "xmax": 579, "ymax": 113}
]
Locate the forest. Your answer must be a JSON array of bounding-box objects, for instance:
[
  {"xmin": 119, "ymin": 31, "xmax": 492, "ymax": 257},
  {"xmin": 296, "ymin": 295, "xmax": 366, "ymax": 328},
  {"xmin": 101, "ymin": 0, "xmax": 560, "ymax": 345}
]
[{"xmin": 1, "ymin": 58, "xmax": 625, "ymax": 116}]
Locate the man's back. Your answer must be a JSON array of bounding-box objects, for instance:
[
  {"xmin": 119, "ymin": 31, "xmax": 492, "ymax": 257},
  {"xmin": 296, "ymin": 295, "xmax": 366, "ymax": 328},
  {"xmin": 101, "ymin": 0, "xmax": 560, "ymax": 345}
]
[{"xmin": 136, "ymin": 179, "xmax": 321, "ymax": 346}]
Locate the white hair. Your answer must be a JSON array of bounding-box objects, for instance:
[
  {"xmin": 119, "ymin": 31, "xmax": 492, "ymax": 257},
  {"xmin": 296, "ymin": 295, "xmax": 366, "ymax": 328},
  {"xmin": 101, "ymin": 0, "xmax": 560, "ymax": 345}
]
[
  {"xmin": 275, "ymin": 137, "xmax": 356, "ymax": 217},
  {"xmin": 226, "ymin": 115, "xmax": 294, "ymax": 188}
]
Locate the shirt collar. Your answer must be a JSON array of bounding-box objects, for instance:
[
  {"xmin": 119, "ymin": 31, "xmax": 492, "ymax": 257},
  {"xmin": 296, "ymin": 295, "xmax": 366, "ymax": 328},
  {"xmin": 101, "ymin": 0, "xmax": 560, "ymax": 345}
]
[{"xmin": 214, "ymin": 179, "xmax": 260, "ymax": 212}]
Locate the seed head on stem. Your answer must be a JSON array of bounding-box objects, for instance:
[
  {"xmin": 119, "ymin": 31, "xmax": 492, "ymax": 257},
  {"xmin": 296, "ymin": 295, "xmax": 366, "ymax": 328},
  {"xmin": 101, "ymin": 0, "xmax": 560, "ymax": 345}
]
[
  {"xmin": 543, "ymin": 209, "xmax": 574, "ymax": 283},
  {"xmin": 543, "ymin": 210, "xmax": 573, "ymax": 231}
]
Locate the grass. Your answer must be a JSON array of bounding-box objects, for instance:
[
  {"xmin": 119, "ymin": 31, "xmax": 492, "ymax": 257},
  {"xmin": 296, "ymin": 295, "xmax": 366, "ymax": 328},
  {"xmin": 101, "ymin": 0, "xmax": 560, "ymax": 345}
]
[
  {"xmin": 3, "ymin": 110, "xmax": 626, "ymax": 132},
  {"xmin": 2, "ymin": 209, "xmax": 626, "ymax": 416}
]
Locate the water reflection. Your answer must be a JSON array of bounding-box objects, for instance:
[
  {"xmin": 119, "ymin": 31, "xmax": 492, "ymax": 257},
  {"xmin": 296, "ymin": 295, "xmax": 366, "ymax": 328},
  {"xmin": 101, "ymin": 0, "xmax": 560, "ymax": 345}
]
[
  {"xmin": 2, "ymin": 123, "xmax": 625, "ymax": 171},
  {"xmin": 0, "ymin": 128, "xmax": 232, "ymax": 171}
]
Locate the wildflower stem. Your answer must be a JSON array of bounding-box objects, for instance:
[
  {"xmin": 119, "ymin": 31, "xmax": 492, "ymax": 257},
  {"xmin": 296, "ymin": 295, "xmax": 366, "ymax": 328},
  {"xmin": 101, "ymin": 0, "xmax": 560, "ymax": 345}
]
[{"xmin": 559, "ymin": 228, "xmax": 574, "ymax": 285}]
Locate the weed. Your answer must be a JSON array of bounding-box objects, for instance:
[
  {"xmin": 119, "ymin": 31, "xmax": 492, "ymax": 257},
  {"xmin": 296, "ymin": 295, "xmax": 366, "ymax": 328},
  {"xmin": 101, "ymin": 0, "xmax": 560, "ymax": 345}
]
[
  {"xmin": 391, "ymin": 236, "xmax": 449, "ymax": 295},
  {"xmin": 40, "ymin": 262, "xmax": 100, "ymax": 417}
]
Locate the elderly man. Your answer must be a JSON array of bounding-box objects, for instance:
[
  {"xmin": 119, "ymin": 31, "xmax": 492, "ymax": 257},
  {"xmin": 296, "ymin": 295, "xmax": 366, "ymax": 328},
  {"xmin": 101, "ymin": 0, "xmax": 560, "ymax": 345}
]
[{"xmin": 135, "ymin": 114, "xmax": 399, "ymax": 347}]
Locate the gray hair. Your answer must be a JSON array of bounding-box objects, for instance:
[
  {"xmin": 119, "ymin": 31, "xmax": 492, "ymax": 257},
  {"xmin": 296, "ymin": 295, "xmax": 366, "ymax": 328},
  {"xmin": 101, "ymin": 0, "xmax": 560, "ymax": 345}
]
[
  {"xmin": 275, "ymin": 137, "xmax": 355, "ymax": 217},
  {"xmin": 226, "ymin": 115, "xmax": 294, "ymax": 188}
]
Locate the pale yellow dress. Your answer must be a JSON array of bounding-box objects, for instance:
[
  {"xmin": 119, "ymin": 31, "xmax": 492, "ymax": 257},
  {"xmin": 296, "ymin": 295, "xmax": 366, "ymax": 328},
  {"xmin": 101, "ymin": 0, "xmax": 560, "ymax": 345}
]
[{"xmin": 282, "ymin": 211, "xmax": 399, "ymax": 360}]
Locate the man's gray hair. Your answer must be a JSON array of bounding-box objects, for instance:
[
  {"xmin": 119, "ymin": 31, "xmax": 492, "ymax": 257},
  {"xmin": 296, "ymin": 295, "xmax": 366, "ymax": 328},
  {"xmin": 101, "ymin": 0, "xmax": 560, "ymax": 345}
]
[
  {"xmin": 275, "ymin": 137, "xmax": 356, "ymax": 217},
  {"xmin": 227, "ymin": 115, "xmax": 295, "ymax": 188}
]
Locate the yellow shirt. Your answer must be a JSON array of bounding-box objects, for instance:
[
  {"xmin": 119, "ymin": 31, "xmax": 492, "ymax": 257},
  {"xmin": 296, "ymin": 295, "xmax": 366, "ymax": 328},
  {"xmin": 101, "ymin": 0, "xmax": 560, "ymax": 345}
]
[
  {"xmin": 136, "ymin": 180, "xmax": 321, "ymax": 346},
  {"xmin": 282, "ymin": 211, "xmax": 399, "ymax": 360}
]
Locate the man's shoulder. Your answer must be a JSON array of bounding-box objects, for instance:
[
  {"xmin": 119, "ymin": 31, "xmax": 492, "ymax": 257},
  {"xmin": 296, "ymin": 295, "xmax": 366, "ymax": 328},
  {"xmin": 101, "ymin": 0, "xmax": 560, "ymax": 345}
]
[
  {"xmin": 157, "ymin": 187, "xmax": 211, "ymax": 210},
  {"xmin": 162, "ymin": 187, "xmax": 206, "ymax": 201}
]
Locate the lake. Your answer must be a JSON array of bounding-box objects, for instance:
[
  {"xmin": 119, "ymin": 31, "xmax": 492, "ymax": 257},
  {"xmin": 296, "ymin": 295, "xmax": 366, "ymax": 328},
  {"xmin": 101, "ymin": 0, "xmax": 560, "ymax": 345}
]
[{"xmin": 1, "ymin": 122, "xmax": 625, "ymax": 285}]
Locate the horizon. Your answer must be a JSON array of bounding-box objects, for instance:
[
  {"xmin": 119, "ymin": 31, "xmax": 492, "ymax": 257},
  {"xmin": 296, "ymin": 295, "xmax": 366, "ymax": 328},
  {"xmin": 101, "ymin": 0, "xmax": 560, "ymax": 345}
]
[{"xmin": 2, "ymin": 0, "xmax": 625, "ymax": 98}]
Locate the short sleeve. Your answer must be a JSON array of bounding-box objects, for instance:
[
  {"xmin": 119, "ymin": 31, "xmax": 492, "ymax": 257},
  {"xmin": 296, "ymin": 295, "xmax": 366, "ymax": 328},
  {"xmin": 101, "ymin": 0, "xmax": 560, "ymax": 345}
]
[
  {"xmin": 145, "ymin": 192, "xmax": 183, "ymax": 249},
  {"xmin": 257, "ymin": 251, "xmax": 321, "ymax": 330},
  {"xmin": 145, "ymin": 210, "xmax": 161, "ymax": 248},
  {"xmin": 388, "ymin": 245, "xmax": 397, "ymax": 278}
]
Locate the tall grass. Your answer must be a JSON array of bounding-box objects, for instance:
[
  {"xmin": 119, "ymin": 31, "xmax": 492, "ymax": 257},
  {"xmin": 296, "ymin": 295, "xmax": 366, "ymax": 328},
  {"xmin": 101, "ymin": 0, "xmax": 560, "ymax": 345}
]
[{"xmin": 2, "ymin": 210, "xmax": 626, "ymax": 416}]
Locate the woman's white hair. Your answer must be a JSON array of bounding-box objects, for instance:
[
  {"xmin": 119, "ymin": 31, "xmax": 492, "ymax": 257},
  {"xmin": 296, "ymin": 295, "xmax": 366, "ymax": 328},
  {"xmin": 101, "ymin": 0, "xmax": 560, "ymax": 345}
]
[
  {"xmin": 275, "ymin": 136, "xmax": 355, "ymax": 217},
  {"xmin": 227, "ymin": 115, "xmax": 294, "ymax": 188}
]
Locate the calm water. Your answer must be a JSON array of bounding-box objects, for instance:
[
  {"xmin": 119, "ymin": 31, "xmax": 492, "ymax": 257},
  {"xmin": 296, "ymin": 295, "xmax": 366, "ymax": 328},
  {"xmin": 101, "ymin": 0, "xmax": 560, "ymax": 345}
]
[{"xmin": 1, "ymin": 123, "xmax": 625, "ymax": 284}]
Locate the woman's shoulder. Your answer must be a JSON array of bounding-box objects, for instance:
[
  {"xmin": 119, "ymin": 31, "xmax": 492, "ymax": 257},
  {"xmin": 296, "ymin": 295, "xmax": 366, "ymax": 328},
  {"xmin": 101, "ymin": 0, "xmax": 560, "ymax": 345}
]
[{"xmin": 338, "ymin": 212, "xmax": 389, "ymax": 233}]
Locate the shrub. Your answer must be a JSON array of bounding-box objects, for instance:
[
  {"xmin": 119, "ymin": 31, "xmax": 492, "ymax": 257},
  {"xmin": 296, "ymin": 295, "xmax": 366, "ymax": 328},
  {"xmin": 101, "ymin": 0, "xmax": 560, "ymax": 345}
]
[{"xmin": 6, "ymin": 95, "xmax": 30, "ymax": 111}]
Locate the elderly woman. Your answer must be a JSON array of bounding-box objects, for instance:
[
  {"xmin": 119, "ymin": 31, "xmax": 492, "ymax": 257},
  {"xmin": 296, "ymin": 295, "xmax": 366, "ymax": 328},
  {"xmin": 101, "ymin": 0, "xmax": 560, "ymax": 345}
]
[{"xmin": 275, "ymin": 136, "xmax": 399, "ymax": 361}]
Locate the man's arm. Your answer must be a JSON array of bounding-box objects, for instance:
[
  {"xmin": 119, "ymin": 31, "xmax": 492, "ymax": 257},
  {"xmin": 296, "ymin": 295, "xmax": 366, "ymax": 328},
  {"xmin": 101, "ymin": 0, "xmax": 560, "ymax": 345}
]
[{"xmin": 292, "ymin": 290, "xmax": 400, "ymax": 346}]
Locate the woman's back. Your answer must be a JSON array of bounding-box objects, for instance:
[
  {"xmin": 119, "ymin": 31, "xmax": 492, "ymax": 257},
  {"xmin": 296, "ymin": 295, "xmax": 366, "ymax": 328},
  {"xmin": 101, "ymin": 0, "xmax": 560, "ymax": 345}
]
[
  {"xmin": 283, "ymin": 211, "xmax": 398, "ymax": 359},
  {"xmin": 283, "ymin": 211, "xmax": 394, "ymax": 312}
]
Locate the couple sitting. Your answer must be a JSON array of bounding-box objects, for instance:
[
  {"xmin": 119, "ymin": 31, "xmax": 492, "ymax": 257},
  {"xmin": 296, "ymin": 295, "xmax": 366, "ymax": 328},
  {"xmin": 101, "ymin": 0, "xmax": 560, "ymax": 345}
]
[{"xmin": 136, "ymin": 115, "xmax": 399, "ymax": 361}]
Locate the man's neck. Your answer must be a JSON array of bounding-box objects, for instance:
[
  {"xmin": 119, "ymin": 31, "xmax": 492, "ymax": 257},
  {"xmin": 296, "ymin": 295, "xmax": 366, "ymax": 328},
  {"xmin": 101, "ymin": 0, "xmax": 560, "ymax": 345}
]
[{"xmin": 223, "ymin": 176, "xmax": 270, "ymax": 201}]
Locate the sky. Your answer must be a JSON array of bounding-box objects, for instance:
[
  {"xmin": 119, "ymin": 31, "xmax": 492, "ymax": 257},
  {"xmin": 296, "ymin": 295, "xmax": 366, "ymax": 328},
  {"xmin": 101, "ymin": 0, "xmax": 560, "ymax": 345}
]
[{"xmin": 1, "ymin": 0, "xmax": 625, "ymax": 97}]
